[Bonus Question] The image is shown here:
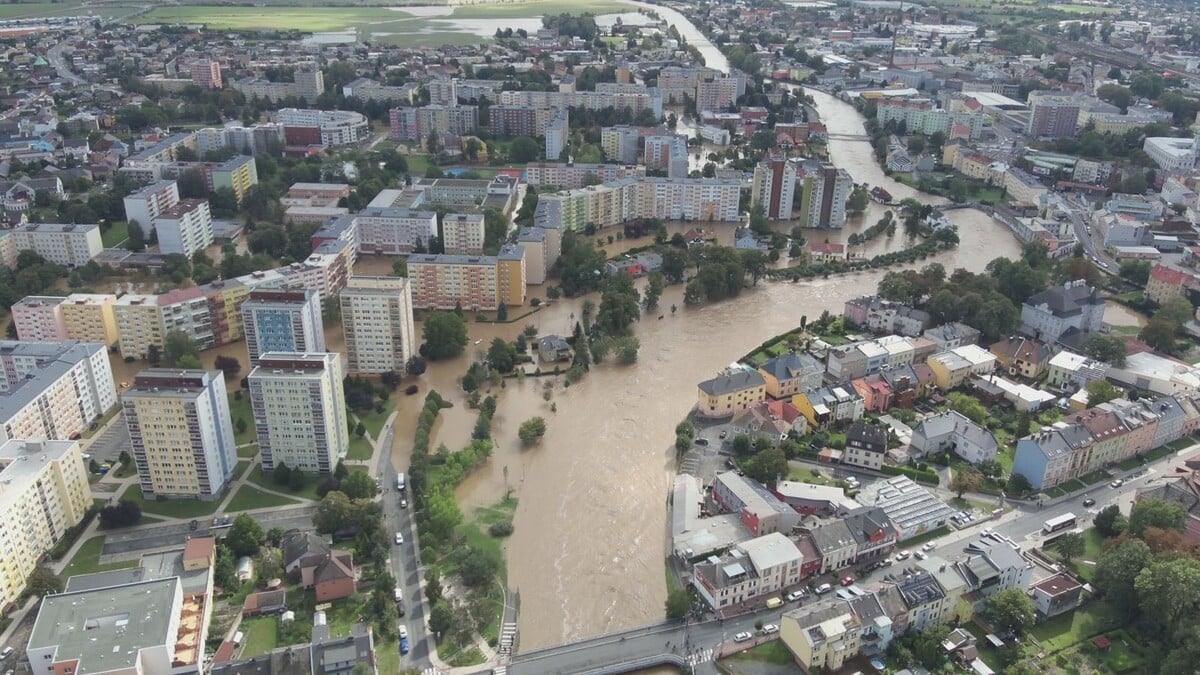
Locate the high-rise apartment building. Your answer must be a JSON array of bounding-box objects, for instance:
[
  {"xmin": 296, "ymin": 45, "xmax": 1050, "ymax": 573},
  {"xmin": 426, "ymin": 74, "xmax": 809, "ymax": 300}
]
[
  {"xmin": 189, "ymin": 60, "xmax": 222, "ymax": 89},
  {"xmin": 427, "ymin": 78, "xmax": 458, "ymax": 106},
  {"xmin": 441, "ymin": 212, "xmax": 486, "ymax": 255},
  {"xmin": 644, "ymin": 134, "xmax": 689, "ymax": 178},
  {"xmin": 154, "ymin": 199, "xmax": 213, "ymax": 257},
  {"xmin": 339, "ymin": 276, "xmax": 417, "ymax": 375},
  {"xmin": 294, "ymin": 67, "xmax": 325, "ymax": 103},
  {"xmin": 123, "ymin": 180, "xmax": 180, "ymax": 233},
  {"xmin": 6, "ymin": 222, "xmax": 102, "ymax": 267},
  {"xmin": 407, "ymin": 246, "xmax": 526, "ymax": 311},
  {"xmin": 798, "ymin": 164, "xmax": 853, "ymax": 229},
  {"xmin": 0, "ymin": 341, "xmax": 117, "ymax": 443},
  {"xmin": 0, "ymin": 439, "xmax": 92, "ymax": 609},
  {"xmin": 123, "ymin": 369, "xmax": 238, "ymax": 501},
  {"xmin": 240, "ymin": 289, "xmax": 325, "ymax": 366},
  {"xmin": 752, "ymin": 150, "xmax": 797, "ymax": 220},
  {"xmin": 1026, "ymin": 92, "xmax": 1081, "ymax": 139},
  {"xmin": 59, "ymin": 293, "xmax": 119, "ymax": 346},
  {"xmin": 601, "ymin": 125, "xmax": 641, "ymax": 164},
  {"xmin": 249, "ymin": 352, "xmax": 348, "ymax": 474},
  {"xmin": 11, "ymin": 296, "xmax": 67, "ymax": 341},
  {"xmin": 544, "ymin": 108, "xmax": 569, "ymax": 160}
]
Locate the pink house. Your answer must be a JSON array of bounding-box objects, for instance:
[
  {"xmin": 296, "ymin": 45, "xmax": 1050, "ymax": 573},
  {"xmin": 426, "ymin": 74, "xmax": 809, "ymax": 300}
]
[{"xmin": 851, "ymin": 376, "xmax": 893, "ymax": 413}]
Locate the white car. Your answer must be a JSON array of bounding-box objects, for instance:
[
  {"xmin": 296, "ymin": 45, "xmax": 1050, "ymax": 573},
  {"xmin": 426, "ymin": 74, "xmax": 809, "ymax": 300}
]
[
  {"xmin": 398, "ymin": 625, "xmax": 408, "ymax": 639},
  {"xmin": 1110, "ymin": 479, "xmax": 1124, "ymax": 488},
  {"xmin": 786, "ymin": 590, "xmax": 804, "ymax": 602},
  {"xmin": 761, "ymin": 623, "xmax": 779, "ymax": 635},
  {"xmin": 733, "ymin": 632, "xmax": 753, "ymax": 643},
  {"xmin": 922, "ymin": 542, "xmax": 936, "ymax": 552},
  {"xmin": 895, "ymin": 550, "xmax": 911, "ymax": 561},
  {"xmin": 914, "ymin": 551, "xmax": 928, "ymax": 561},
  {"xmin": 394, "ymin": 532, "xmax": 404, "ymax": 545}
]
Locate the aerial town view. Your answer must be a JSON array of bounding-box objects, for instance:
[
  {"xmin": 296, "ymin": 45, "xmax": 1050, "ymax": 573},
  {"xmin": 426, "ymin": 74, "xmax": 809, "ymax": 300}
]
[{"xmin": 4, "ymin": 0, "xmax": 1200, "ymax": 673}]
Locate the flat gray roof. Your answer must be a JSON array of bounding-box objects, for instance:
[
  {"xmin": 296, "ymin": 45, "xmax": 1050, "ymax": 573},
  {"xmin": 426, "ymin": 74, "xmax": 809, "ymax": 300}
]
[{"xmin": 28, "ymin": 577, "xmax": 180, "ymax": 674}]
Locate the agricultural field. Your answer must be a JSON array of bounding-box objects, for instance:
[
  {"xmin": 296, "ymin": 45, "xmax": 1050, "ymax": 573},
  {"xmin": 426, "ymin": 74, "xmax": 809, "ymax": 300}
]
[{"xmin": 0, "ymin": 1, "xmax": 138, "ymax": 19}]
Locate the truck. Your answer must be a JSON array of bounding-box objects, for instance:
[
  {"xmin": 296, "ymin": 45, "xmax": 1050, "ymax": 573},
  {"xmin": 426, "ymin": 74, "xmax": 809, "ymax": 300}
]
[{"xmin": 396, "ymin": 472, "xmax": 406, "ymax": 493}]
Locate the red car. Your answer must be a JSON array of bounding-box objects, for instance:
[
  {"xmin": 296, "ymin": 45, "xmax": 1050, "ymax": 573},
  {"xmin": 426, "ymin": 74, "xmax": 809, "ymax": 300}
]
[{"xmin": 841, "ymin": 576, "xmax": 855, "ymax": 586}]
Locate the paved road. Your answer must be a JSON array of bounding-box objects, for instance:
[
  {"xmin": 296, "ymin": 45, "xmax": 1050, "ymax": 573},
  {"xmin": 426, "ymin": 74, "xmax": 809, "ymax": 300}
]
[
  {"xmin": 101, "ymin": 505, "xmax": 317, "ymax": 556},
  {"xmin": 47, "ymin": 41, "xmax": 85, "ymax": 85},
  {"xmin": 83, "ymin": 414, "xmax": 130, "ymax": 466}
]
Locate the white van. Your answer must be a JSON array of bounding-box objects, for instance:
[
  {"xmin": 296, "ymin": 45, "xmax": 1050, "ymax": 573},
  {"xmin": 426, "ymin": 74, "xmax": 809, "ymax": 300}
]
[{"xmin": 396, "ymin": 472, "xmax": 406, "ymax": 492}]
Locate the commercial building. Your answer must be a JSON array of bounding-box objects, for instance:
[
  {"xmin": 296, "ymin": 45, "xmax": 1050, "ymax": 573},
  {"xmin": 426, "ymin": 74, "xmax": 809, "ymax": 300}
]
[
  {"xmin": 154, "ymin": 198, "xmax": 213, "ymax": 257},
  {"xmin": 712, "ymin": 471, "xmax": 802, "ymax": 536},
  {"xmin": 691, "ymin": 533, "xmax": 804, "ymax": 611},
  {"xmin": 6, "ymin": 222, "xmax": 102, "ymax": 267},
  {"xmin": 249, "ymin": 352, "xmax": 348, "ymax": 474},
  {"xmin": 0, "ymin": 341, "xmax": 117, "ymax": 443},
  {"xmin": 644, "ymin": 134, "xmax": 689, "ymax": 178},
  {"xmin": 442, "ymin": 212, "xmax": 486, "ymax": 255},
  {"xmin": 798, "ymin": 163, "xmax": 853, "ymax": 229},
  {"xmin": 407, "ymin": 246, "xmax": 526, "ymax": 311},
  {"xmin": 854, "ymin": 475, "xmax": 955, "ymax": 541},
  {"xmin": 1143, "ymin": 134, "xmax": 1200, "ymax": 173},
  {"xmin": 0, "ymin": 439, "xmax": 91, "ymax": 610},
  {"xmin": 389, "ymin": 104, "xmax": 480, "ymax": 141},
  {"xmin": 752, "ymin": 150, "xmax": 797, "ymax": 220},
  {"xmin": 240, "ymin": 289, "xmax": 325, "ymax": 366},
  {"xmin": 340, "ymin": 276, "xmax": 417, "ymax": 376},
  {"xmin": 11, "ymin": 296, "xmax": 67, "ymax": 342},
  {"xmin": 601, "ymin": 125, "xmax": 641, "ymax": 164},
  {"xmin": 59, "ymin": 293, "xmax": 119, "ymax": 346},
  {"xmin": 279, "ymin": 108, "xmax": 370, "ymax": 148},
  {"xmin": 123, "ymin": 369, "xmax": 238, "ymax": 500},
  {"xmin": 1026, "ymin": 92, "xmax": 1081, "ymax": 139},
  {"xmin": 123, "ymin": 180, "xmax": 180, "ymax": 232}
]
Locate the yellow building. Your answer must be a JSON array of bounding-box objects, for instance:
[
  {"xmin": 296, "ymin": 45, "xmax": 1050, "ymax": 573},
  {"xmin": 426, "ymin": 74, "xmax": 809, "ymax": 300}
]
[
  {"xmin": 407, "ymin": 245, "xmax": 527, "ymax": 310},
  {"xmin": 114, "ymin": 294, "xmax": 166, "ymax": 360},
  {"xmin": 60, "ymin": 293, "xmax": 119, "ymax": 347},
  {"xmin": 696, "ymin": 370, "xmax": 766, "ymax": 418},
  {"xmin": 211, "ymin": 156, "xmax": 259, "ymax": 205},
  {"xmin": 955, "ymin": 152, "xmax": 993, "ymax": 182},
  {"xmin": 0, "ymin": 439, "xmax": 92, "ymax": 608},
  {"xmin": 497, "ymin": 245, "xmax": 527, "ymax": 307},
  {"xmin": 780, "ymin": 604, "xmax": 862, "ymax": 673},
  {"xmin": 927, "ymin": 352, "xmax": 972, "ymax": 390},
  {"xmin": 199, "ymin": 279, "xmax": 251, "ymax": 345}
]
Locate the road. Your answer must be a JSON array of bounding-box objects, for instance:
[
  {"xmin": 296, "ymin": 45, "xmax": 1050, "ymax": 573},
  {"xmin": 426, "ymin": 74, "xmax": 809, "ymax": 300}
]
[
  {"xmin": 46, "ymin": 41, "xmax": 85, "ymax": 86},
  {"xmin": 82, "ymin": 413, "xmax": 131, "ymax": 466},
  {"xmin": 100, "ymin": 505, "xmax": 317, "ymax": 556}
]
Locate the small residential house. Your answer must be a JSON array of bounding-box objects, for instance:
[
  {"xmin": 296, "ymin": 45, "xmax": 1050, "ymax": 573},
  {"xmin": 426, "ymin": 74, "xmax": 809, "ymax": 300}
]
[
  {"xmin": 989, "ymin": 337, "xmax": 1053, "ymax": 379},
  {"xmin": 281, "ymin": 530, "xmax": 356, "ymax": 602},
  {"xmin": 1030, "ymin": 574, "xmax": 1083, "ymax": 620},
  {"xmin": 758, "ymin": 352, "xmax": 824, "ymax": 398},
  {"xmin": 730, "ymin": 400, "xmax": 808, "ymax": 440},
  {"xmin": 537, "ymin": 335, "xmax": 572, "ymax": 362},
  {"xmin": 851, "ymin": 375, "xmax": 893, "ymax": 413},
  {"xmin": 242, "ymin": 589, "xmax": 288, "ymax": 616},
  {"xmin": 909, "ymin": 411, "xmax": 999, "ymax": 465},
  {"xmin": 923, "ymin": 323, "xmax": 981, "ymax": 352},
  {"xmin": 844, "ymin": 422, "xmax": 888, "ymax": 470}
]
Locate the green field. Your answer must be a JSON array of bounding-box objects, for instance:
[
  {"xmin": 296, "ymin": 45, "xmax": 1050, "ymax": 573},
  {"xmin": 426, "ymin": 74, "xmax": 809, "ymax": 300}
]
[
  {"xmin": 226, "ymin": 485, "xmax": 300, "ymax": 511},
  {"xmin": 64, "ymin": 535, "xmax": 138, "ymax": 577},
  {"xmin": 450, "ymin": 0, "xmax": 631, "ymax": 18}
]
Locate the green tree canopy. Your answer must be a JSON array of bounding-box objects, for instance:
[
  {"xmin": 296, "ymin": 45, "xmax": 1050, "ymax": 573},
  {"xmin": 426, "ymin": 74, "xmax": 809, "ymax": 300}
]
[
  {"xmin": 980, "ymin": 588, "xmax": 1036, "ymax": 634},
  {"xmin": 1129, "ymin": 498, "xmax": 1187, "ymax": 536},
  {"xmin": 422, "ymin": 311, "xmax": 469, "ymax": 360}
]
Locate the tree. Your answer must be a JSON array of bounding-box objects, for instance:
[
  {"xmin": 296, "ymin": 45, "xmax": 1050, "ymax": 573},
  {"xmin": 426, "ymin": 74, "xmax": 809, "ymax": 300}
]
[
  {"xmin": 126, "ymin": 219, "xmax": 146, "ymax": 252},
  {"xmin": 732, "ymin": 434, "xmax": 753, "ymax": 456},
  {"xmin": 1084, "ymin": 334, "xmax": 1127, "ymax": 367},
  {"xmin": 743, "ymin": 447, "xmax": 787, "ymax": 485},
  {"xmin": 1129, "ymin": 498, "xmax": 1187, "ymax": 536},
  {"xmin": 314, "ymin": 491, "xmax": 353, "ymax": 533},
  {"xmin": 1015, "ymin": 411, "xmax": 1032, "ymax": 438},
  {"xmin": 99, "ymin": 500, "xmax": 141, "ymax": 528},
  {"xmin": 949, "ymin": 467, "xmax": 982, "ymax": 498},
  {"xmin": 1118, "ymin": 259, "xmax": 1151, "ymax": 285},
  {"xmin": 164, "ymin": 330, "xmax": 200, "ymax": 367},
  {"xmin": 487, "ymin": 337, "xmax": 517, "ymax": 373},
  {"xmin": 273, "ymin": 463, "xmax": 293, "ymax": 486},
  {"xmin": 1159, "ymin": 296, "xmax": 1195, "ymax": 327},
  {"xmin": 354, "ymin": 422, "xmax": 366, "ymax": 438},
  {"xmin": 665, "ymin": 587, "xmax": 689, "ymax": 619},
  {"xmin": 422, "ymin": 311, "xmax": 469, "ymax": 360},
  {"xmin": 426, "ymin": 568, "xmax": 443, "ymax": 605},
  {"xmin": 519, "ymin": 417, "xmax": 547, "ymax": 444},
  {"xmin": 1134, "ymin": 557, "xmax": 1200, "ymax": 639},
  {"xmin": 214, "ymin": 544, "xmax": 236, "ymax": 589},
  {"xmin": 1086, "ymin": 380, "xmax": 1121, "ymax": 406},
  {"xmin": 146, "ymin": 343, "xmax": 162, "ymax": 367},
  {"xmin": 595, "ymin": 274, "xmax": 641, "ymax": 336},
  {"xmin": 643, "ymin": 272, "xmax": 663, "ymax": 312},
  {"xmin": 1141, "ymin": 315, "xmax": 1179, "ymax": 354},
  {"xmin": 257, "ymin": 548, "xmax": 283, "ymax": 583},
  {"xmin": 1056, "ymin": 532, "xmax": 1085, "ymax": 562},
  {"xmin": 26, "ymin": 566, "xmax": 64, "ymax": 597},
  {"xmin": 429, "ymin": 601, "xmax": 454, "ymax": 636},
  {"xmin": 980, "ymin": 588, "xmax": 1036, "ymax": 635},
  {"xmin": 340, "ymin": 470, "xmax": 377, "ymax": 500},
  {"xmin": 947, "ymin": 392, "xmax": 986, "ymax": 424},
  {"xmin": 1097, "ymin": 83, "xmax": 1132, "ymax": 111},
  {"xmin": 214, "ymin": 355, "xmax": 241, "ymax": 378},
  {"xmin": 407, "ymin": 355, "xmax": 427, "ymax": 376},
  {"xmin": 226, "ymin": 513, "xmax": 264, "ymax": 557},
  {"xmin": 508, "ymin": 136, "xmax": 541, "ymax": 163},
  {"xmin": 1094, "ymin": 504, "xmax": 1126, "ymax": 537},
  {"xmin": 381, "ymin": 371, "xmax": 402, "ymax": 390},
  {"xmin": 1006, "ymin": 473, "xmax": 1032, "ymax": 496},
  {"xmin": 846, "ymin": 185, "xmax": 870, "ymax": 214}
]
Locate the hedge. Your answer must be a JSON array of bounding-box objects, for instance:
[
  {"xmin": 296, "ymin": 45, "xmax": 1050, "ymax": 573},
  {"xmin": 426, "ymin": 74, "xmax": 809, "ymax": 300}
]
[{"xmin": 882, "ymin": 464, "xmax": 940, "ymax": 485}]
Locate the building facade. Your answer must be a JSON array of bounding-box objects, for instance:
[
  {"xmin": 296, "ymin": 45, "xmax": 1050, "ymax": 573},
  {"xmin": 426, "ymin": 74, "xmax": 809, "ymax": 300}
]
[
  {"xmin": 7, "ymin": 222, "xmax": 102, "ymax": 267},
  {"xmin": 340, "ymin": 276, "xmax": 418, "ymax": 375},
  {"xmin": 249, "ymin": 352, "xmax": 348, "ymax": 475},
  {"xmin": 240, "ymin": 289, "xmax": 326, "ymax": 366}
]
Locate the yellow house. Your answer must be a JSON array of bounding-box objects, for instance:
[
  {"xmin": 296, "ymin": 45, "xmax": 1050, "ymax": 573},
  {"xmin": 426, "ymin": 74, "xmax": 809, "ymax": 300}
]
[
  {"xmin": 696, "ymin": 370, "xmax": 766, "ymax": 418},
  {"xmin": 927, "ymin": 352, "xmax": 972, "ymax": 390},
  {"xmin": 791, "ymin": 390, "xmax": 826, "ymax": 429}
]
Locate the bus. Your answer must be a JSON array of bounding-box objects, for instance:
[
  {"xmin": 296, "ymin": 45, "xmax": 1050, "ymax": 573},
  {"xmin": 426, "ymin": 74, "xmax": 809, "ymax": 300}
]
[{"xmin": 1043, "ymin": 513, "xmax": 1077, "ymax": 534}]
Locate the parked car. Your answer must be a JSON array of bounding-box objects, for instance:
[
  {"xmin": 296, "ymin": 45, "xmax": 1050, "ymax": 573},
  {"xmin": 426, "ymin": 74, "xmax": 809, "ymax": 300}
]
[
  {"xmin": 398, "ymin": 625, "xmax": 409, "ymax": 654},
  {"xmin": 895, "ymin": 550, "xmax": 911, "ymax": 561},
  {"xmin": 394, "ymin": 532, "xmax": 404, "ymax": 545},
  {"xmin": 733, "ymin": 632, "xmax": 753, "ymax": 643},
  {"xmin": 0, "ymin": 647, "xmax": 12, "ymax": 660},
  {"xmin": 761, "ymin": 624, "xmax": 779, "ymax": 635},
  {"xmin": 400, "ymin": 498, "xmax": 408, "ymax": 509},
  {"xmin": 719, "ymin": 430, "xmax": 728, "ymax": 439},
  {"xmin": 1110, "ymin": 479, "xmax": 1124, "ymax": 488},
  {"xmin": 914, "ymin": 551, "xmax": 928, "ymax": 561},
  {"xmin": 786, "ymin": 590, "xmax": 804, "ymax": 602},
  {"xmin": 922, "ymin": 542, "xmax": 936, "ymax": 552},
  {"xmin": 815, "ymin": 583, "xmax": 833, "ymax": 594},
  {"xmin": 841, "ymin": 575, "xmax": 855, "ymax": 586},
  {"xmin": 1082, "ymin": 498, "xmax": 1096, "ymax": 507},
  {"xmin": 694, "ymin": 438, "xmax": 709, "ymax": 446}
]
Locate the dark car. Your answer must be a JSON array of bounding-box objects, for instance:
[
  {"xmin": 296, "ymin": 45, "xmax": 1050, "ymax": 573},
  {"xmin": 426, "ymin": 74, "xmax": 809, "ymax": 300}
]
[
  {"xmin": 1082, "ymin": 498, "xmax": 1096, "ymax": 507},
  {"xmin": 189, "ymin": 519, "xmax": 198, "ymax": 531},
  {"xmin": 405, "ymin": 384, "xmax": 419, "ymax": 395}
]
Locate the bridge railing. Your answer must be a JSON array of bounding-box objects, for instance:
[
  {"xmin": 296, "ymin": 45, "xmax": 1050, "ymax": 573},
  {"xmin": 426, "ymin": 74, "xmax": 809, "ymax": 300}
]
[
  {"xmin": 512, "ymin": 619, "xmax": 682, "ymax": 659},
  {"xmin": 577, "ymin": 654, "xmax": 689, "ymax": 675}
]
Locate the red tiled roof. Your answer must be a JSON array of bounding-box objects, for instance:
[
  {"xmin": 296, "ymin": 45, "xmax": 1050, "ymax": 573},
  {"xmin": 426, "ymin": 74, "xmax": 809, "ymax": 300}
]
[{"xmin": 1150, "ymin": 264, "xmax": 1192, "ymax": 287}]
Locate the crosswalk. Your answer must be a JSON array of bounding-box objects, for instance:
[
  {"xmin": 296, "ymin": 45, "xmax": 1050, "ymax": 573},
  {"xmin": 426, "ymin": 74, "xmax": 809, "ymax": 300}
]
[
  {"xmin": 421, "ymin": 669, "xmax": 442, "ymax": 675},
  {"xmin": 687, "ymin": 647, "xmax": 714, "ymax": 666},
  {"xmin": 499, "ymin": 622, "xmax": 518, "ymax": 662}
]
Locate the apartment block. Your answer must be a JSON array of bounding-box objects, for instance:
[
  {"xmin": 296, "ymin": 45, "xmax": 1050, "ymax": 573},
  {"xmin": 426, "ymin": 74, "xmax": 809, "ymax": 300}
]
[
  {"xmin": 692, "ymin": 533, "xmax": 803, "ymax": 610},
  {"xmin": 533, "ymin": 177, "xmax": 741, "ymax": 232},
  {"xmin": 123, "ymin": 180, "xmax": 180, "ymax": 233},
  {"xmin": 210, "ymin": 155, "xmax": 259, "ymax": 205},
  {"xmin": 545, "ymin": 108, "xmax": 569, "ymax": 160},
  {"xmin": 389, "ymin": 104, "xmax": 480, "ymax": 141},
  {"xmin": 522, "ymin": 162, "xmax": 645, "ymax": 189},
  {"xmin": 189, "ymin": 59, "xmax": 222, "ymax": 89},
  {"xmin": 496, "ymin": 87, "xmax": 662, "ymax": 117},
  {"xmin": 601, "ymin": 125, "xmax": 641, "ymax": 164},
  {"xmin": 427, "ymin": 77, "xmax": 457, "ymax": 105},
  {"xmin": 348, "ymin": 207, "xmax": 439, "ymax": 256},
  {"xmin": 752, "ymin": 150, "xmax": 797, "ymax": 220},
  {"xmin": 407, "ymin": 247, "xmax": 526, "ymax": 311},
  {"xmin": 60, "ymin": 293, "xmax": 119, "ymax": 346},
  {"xmin": 644, "ymin": 134, "xmax": 689, "ymax": 178},
  {"xmin": 798, "ymin": 163, "xmax": 853, "ymax": 229},
  {"xmin": 488, "ymin": 105, "xmax": 560, "ymax": 139},
  {"xmin": 279, "ymin": 108, "xmax": 370, "ymax": 148},
  {"xmin": 1026, "ymin": 92, "xmax": 1081, "ymax": 139},
  {"xmin": 123, "ymin": 369, "xmax": 238, "ymax": 500},
  {"xmin": 0, "ymin": 439, "xmax": 91, "ymax": 609},
  {"xmin": 115, "ymin": 287, "xmax": 215, "ymax": 360},
  {"xmin": 249, "ymin": 352, "xmax": 348, "ymax": 474},
  {"xmin": 0, "ymin": 341, "xmax": 117, "ymax": 443},
  {"xmin": 695, "ymin": 70, "xmax": 743, "ymax": 112},
  {"xmin": 876, "ymin": 98, "xmax": 985, "ymax": 139},
  {"xmin": 340, "ymin": 276, "xmax": 418, "ymax": 375},
  {"xmin": 6, "ymin": 222, "xmax": 102, "ymax": 267},
  {"xmin": 11, "ymin": 296, "xmax": 67, "ymax": 342},
  {"xmin": 154, "ymin": 198, "xmax": 213, "ymax": 256},
  {"xmin": 441, "ymin": 212, "xmax": 486, "ymax": 255},
  {"xmin": 241, "ymin": 289, "xmax": 326, "ymax": 366}
]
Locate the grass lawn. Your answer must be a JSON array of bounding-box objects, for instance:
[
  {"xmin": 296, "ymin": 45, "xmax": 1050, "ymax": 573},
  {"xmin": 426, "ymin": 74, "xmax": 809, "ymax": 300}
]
[
  {"xmin": 119, "ymin": 484, "xmax": 223, "ymax": 518},
  {"xmin": 346, "ymin": 436, "xmax": 373, "ymax": 461},
  {"xmin": 0, "ymin": 1, "xmax": 89, "ymax": 19},
  {"xmin": 1077, "ymin": 469, "xmax": 1111, "ymax": 486},
  {"xmin": 451, "ymin": 0, "xmax": 630, "ymax": 18},
  {"xmin": 403, "ymin": 153, "xmax": 435, "ymax": 177},
  {"xmin": 237, "ymin": 443, "xmax": 259, "ymax": 459},
  {"xmin": 357, "ymin": 402, "xmax": 395, "ymax": 439},
  {"xmin": 376, "ymin": 639, "xmax": 400, "ymax": 674},
  {"xmin": 239, "ymin": 616, "xmax": 279, "ymax": 658},
  {"xmin": 228, "ymin": 392, "xmax": 256, "ymax": 445},
  {"xmin": 136, "ymin": 5, "xmax": 411, "ymax": 31},
  {"xmin": 726, "ymin": 639, "xmax": 793, "ymax": 665},
  {"xmin": 1030, "ymin": 600, "xmax": 1122, "ymax": 652},
  {"xmin": 786, "ymin": 466, "xmax": 835, "ymax": 486},
  {"xmin": 101, "ymin": 220, "xmax": 129, "ymax": 248},
  {"xmin": 246, "ymin": 466, "xmax": 322, "ymax": 502},
  {"xmin": 63, "ymin": 535, "xmax": 138, "ymax": 577},
  {"xmin": 226, "ymin": 485, "xmax": 300, "ymax": 511}
]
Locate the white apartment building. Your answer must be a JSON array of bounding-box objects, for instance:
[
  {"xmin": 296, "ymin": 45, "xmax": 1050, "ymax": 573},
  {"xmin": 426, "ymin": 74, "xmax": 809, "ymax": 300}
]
[
  {"xmin": 522, "ymin": 162, "xmax": 644, "ymax": 189},
  {"xmin": 339, "ymin": 276, "xmax": 417, "ymax": 376},
  {"xmin": 240, "ymin": 289, "xmax": 326, "ymax": 366},
  {"xmin": 0, "ymin": 341, "xmax": 117, "ymax": 443},
  {"xmin": 123, "ymin": 180, "xmax": 180, "ymax": 233},
  {"xmin": 154, "ymin": 198, "xmax": 213, "ymax": 257},
  {"xmin": 351, "ymin": 207, "xmax": 438, "ymax": 255},
  {"xmin": 122, "ymin": 369, "xmax": 238, "ymax": 500},
  {"xmin": 644, "ymin": 134, "xmax": 689, "ymax": 178},
  {"xmin": 441, "ymin": 212, "xmax": 486, "ymax": 255},
  {"xmin": 7, "ymin": 222, "xmax": 102, "ymax": 267},
  {"xmin": 0, "ymin": 439, "xmax": 91, "ymax": 609},
  {"xmin": 249, "ymin": 352, "xmax": 348, "ymax": 474},
  {"xmin": 544, "ymin": 108, "xmax": 569, "ymax": 160},
  {"xmin": 11, "ymin": 296, "xmax": 67, "ymax": 342},
  {"xmin": 1144, "ymin": 135, "xmax": 1200, "ymax": 173}
]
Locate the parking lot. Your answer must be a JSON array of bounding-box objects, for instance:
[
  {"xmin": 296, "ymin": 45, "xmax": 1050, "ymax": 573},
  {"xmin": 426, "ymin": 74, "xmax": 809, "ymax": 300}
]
[{"xmin": 82, "ymin": 413, "xmax": 130, "ymax": 465}]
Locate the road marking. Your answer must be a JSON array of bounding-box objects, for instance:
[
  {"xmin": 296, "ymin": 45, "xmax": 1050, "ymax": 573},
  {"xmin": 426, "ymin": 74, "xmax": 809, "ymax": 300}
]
[{"xmin": 687, "ymin": 648, "xmax": 714, "ymax": 665}]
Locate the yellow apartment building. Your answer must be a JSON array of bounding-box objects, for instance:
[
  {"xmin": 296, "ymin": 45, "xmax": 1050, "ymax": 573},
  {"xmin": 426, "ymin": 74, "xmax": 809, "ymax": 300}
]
[{"xmin": 60, "ymin": 293, "xmax": 119, "ymax": 346}]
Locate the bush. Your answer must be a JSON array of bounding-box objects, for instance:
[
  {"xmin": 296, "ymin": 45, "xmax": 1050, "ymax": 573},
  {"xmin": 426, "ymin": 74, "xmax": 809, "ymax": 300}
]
[{"xmin": 488, "ymin": 521, "xmax": 514, "ymax": 537}]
